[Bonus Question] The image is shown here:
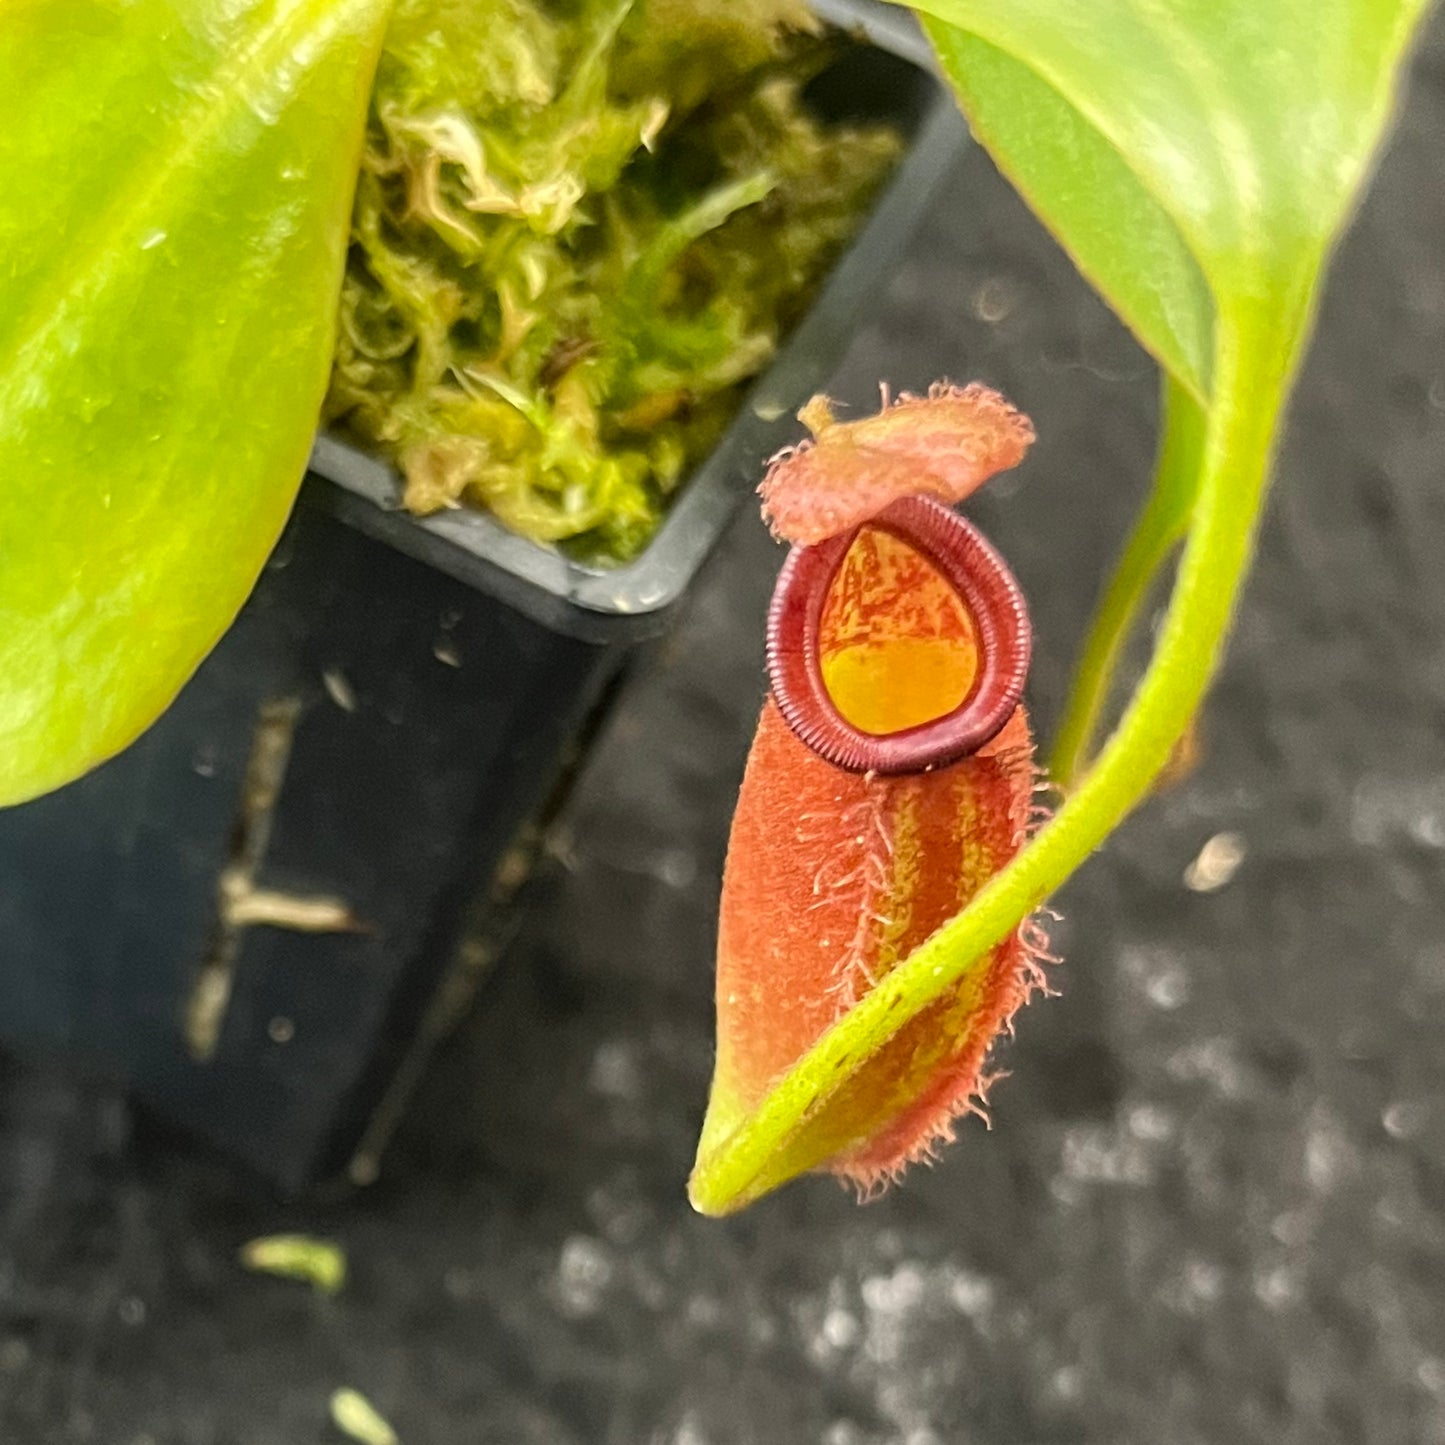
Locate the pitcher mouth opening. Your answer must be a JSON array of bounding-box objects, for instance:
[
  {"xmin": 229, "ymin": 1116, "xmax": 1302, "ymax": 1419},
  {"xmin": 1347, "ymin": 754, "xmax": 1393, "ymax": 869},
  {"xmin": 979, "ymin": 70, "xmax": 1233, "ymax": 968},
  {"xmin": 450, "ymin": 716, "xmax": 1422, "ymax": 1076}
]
[{"xmin": 765, "ymin": 496, "xmax": 1032, "ymax": 775}]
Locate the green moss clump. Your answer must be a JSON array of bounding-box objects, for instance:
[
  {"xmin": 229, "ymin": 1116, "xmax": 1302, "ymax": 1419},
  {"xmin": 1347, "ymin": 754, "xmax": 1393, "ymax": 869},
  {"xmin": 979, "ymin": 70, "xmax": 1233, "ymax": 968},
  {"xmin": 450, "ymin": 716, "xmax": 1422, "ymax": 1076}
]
[{"xmin": 324, "ymin": 0, "xmax": 903, "ymax": 564}]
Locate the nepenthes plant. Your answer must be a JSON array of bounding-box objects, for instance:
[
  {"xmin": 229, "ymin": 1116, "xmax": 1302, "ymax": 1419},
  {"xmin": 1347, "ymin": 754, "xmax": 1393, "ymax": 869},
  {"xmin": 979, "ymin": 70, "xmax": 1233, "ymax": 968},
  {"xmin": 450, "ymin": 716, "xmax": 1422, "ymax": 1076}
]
[
  {"xmin": 684, "ymin": 0, "xmax": 1435, "ymax": 1213},
  {"xmin": 0, "ymin": 1, "xmax": 1432, "ymax": 1209}
]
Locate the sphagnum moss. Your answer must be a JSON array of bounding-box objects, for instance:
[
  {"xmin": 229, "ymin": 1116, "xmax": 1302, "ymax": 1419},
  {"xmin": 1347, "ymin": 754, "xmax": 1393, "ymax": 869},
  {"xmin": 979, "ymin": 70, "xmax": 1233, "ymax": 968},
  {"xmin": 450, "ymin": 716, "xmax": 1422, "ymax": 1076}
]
[{"xmin": 324, "ymin": 0, "xmax": 902, "ymax": 565}]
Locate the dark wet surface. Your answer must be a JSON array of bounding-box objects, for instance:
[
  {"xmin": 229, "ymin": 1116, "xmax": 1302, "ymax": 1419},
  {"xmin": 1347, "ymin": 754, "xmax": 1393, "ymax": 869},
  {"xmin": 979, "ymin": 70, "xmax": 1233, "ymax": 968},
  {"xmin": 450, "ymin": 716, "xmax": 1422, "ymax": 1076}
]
[{"xmin": 4, "ymin": 14, "xmax": 1445, "ymax": 1445}]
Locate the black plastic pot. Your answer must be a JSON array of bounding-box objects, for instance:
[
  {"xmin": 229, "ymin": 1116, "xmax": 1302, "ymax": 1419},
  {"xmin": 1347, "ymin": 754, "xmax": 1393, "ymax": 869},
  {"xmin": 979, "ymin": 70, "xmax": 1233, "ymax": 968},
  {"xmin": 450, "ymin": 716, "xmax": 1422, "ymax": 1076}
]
[{"xmin": 0, "ymin": 1, "xmax": 966, "ymax": 1193}]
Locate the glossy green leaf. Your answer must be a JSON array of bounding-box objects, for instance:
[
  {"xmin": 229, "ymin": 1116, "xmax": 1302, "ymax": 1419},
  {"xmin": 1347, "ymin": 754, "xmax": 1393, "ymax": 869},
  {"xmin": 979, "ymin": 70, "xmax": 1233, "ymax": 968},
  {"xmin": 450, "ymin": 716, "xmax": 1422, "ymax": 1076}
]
[
  {"xmin": 921, "ymin": 23, "xmax": 1213, "ymax": 402},
  {"xmin": 912, "ymin": 0, "xmax": 1429, "ymax": 304},
  {"xmin": 0, "ymin": 0, "xmax": 392, "ymax": 805},
  {"xmin": 691, "ymin": 0, "xmax": 1431, "ymax": 1214}
]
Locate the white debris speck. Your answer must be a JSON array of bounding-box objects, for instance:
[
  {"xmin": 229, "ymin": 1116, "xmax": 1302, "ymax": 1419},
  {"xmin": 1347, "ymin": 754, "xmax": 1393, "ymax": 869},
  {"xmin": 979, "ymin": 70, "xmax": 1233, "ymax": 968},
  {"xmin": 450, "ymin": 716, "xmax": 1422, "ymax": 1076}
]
[
  {"xmin": 323, "ymin": 669, "xmax": 358, "ymax": 712},
  {"xmin": 1160, "ymin": 1257, "xmax": 1224, "ymax": 1315},
  {"xmin": 1166, "ymin": 1037, "xmax": 1247, "ymax": 1098},
  {"xmin": 972, "ymin": 277, "xmax": 1016, "ymax": 323},
  {"xmin": 685, "ymin": 1294, "xmax": 721, "ymax": 1329},
  {"xmin": 1059, "ymin": 1124, "xmax": 1154, "ymax": 1187},
  {"xmin": 1185, "ymin": 1259, "xmax": 1224, "ymax": 1304},
  {"xmin": 1145, "ymin": 962, "xmax": 1190, "ymax": 1010},
  {"xmin": 656, "ymin": 849, "xmax": 696, "ymax": 890},
  {"xmin": 555, "ymin": 1236, "xmax": 614, "ymax": 1318},
  {"xmin": 1253, "ymin": 1265, "xmax": 1298, "ymax": 1311},
  {"xmin": 589, "ymin": 1041, "xmax": 641, "ymax": 1101},
  {"xmin": 1351, "ymin": 775, "xmax": 1445, "ymax": 848},
  {"xmin": 1305, "ymin": 1111, "xmax": 1355, "ymax": 1193},
  {"xmin": 860, "ymin": 1263, "xmax": 927, "ymax": 1366},
  {"xmin": 672, "ymin": 1414, "xmax": 709, "ymax": 1445},
  {"xmin": 945, "ymin": 1267, "xmax": 994, "ymax": 1321},
  {"xmin": 822, "ymin": 1307, "xmax": 860, "ymax": 1351},
  {"xmin": 1382, "ymin": 1100, "xmax": 1428, "ymax": 1140},
  {"xmin": 1127, "ymin": 1103, "xmax": 1175, "ymax": 1142},
  {"xmin": 1051, "ymin": 1365, "xmax": 1083, "ymax": 1401},
  {"xmin": 1183, "ymin": 831, "xmax": 1246, "ymax": 891},
  {"xmin": 1120, "ymin": 946, "xmax": 1190, "ymax": 1010},
  {"xmin": 861, "ymin": 1263, "xmax": 926, "ymax": 1316}
]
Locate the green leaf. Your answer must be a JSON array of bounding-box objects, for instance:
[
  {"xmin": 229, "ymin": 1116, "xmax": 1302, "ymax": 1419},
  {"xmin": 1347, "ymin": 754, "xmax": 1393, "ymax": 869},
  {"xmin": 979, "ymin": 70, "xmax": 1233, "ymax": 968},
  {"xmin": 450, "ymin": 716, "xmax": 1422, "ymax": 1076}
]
[
  {"xmin": 921, "ymin": 23, "xmax": 1213, "ymax": 401},
  {"xmin": 690, "ymin": 0, "xmax": 1431, "ymax": 1214},
  {"xmin": 0, "ymin": 0, "xmax": 393, "ymax": 805},
  {"xmin": 913, "ymin": 0, "xmax": 1429, "ymax": 298}
]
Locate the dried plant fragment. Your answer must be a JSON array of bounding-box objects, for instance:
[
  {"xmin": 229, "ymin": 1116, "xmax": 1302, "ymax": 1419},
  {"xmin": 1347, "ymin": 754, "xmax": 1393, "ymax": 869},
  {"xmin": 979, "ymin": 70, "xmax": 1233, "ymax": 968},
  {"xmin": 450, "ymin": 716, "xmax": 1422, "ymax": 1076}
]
[
  {"xmin": 331, "ymin": 1387, "xmax": 399, "ymax": 1445},
  {"xmin": 240, "ymin": 1234, "xmax": 348, "ymax": 1295}
]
